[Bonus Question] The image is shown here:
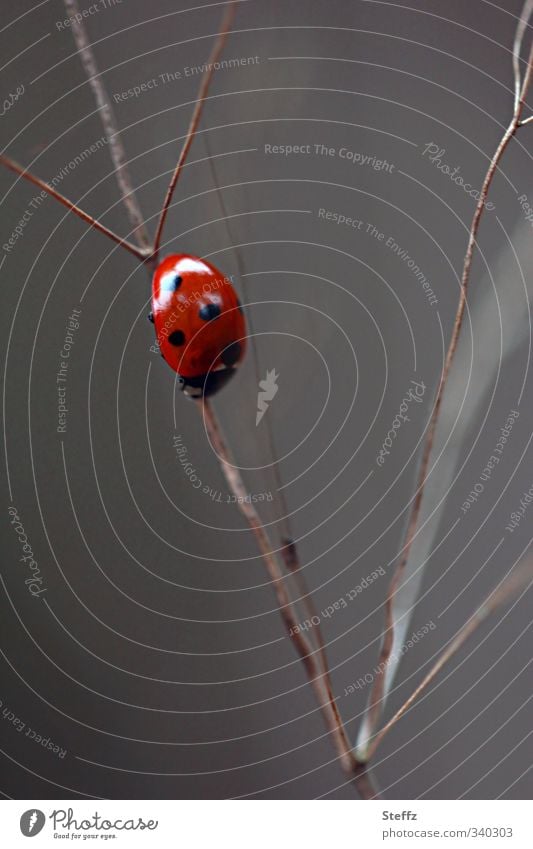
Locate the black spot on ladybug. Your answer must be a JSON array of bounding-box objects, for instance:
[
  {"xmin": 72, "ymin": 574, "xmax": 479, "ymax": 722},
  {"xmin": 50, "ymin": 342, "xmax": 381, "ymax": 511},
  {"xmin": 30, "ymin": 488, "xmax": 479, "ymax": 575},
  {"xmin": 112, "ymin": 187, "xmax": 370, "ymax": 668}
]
[
  {"xmin": 168, "ymin": 330, "xmax": 185, "ymax": 346},
  {"xmin": 147, "ymin": 312, "xmax": 154, "ymax": 323},
  {"xmin": 199, "ymin": 303, "xmax": 221, "ymax": 321},
  {"xmin": 221, "ymin": 341, "xmax": 241, "ymax": 366}
]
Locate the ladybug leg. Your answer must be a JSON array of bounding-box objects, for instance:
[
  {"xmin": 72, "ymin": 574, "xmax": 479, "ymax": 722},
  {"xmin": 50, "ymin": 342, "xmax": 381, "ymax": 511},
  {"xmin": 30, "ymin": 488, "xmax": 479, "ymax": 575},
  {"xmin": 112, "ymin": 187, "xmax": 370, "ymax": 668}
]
[{"xmin": 147, "ymin": 312, "xmax": 154, "ymax": 323}]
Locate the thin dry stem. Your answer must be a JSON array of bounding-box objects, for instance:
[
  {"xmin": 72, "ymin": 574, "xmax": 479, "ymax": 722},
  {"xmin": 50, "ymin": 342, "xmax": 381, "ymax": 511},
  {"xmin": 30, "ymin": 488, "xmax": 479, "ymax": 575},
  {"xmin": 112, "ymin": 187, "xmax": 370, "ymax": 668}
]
[
  {"xmin": 64, "ymin": 0, "xmax": 151, "ymax": 253},
  {"xmin": 0, "ymin": 153, "xmax": 148, "ymax": 261},
  {"xmin": 352, "ymin": 762, "xmax": 381, "ymax": 799},
  {"xmin": 364, "ymin": 561, "xmax": 533, "ymax": 761},
  {"xmin": 281, "ymin": 540, "xmax": 333, "ymax": 680},
  {"xmin": 199, "ymin": 399, "xmax": 357, "ymax": 772},
  {"xmin": 200, "ymin": 398, "xmax": 381, "ymax": 797},
  {"xmin": 513, "ymin": 0, "xmax": 533, "ymax": 113},
  {"xmin": 204, "ymin": 136, "xmax": 333, "ymax": 678},
  {"xmin": 153, "ymin": 2, "xmax": 237, "ymax": 258},
  {"xmin": 362, "ymin": 26, "xmax": 533, "ymax": 756}
]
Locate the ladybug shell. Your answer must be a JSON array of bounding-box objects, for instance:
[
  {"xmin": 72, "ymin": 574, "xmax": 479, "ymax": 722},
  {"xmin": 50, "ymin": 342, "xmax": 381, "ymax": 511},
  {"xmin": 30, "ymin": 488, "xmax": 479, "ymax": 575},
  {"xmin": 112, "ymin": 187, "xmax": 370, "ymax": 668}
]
[{"xmin": 151, "ymin": 254, "xmax": 246, "ymax": 398}]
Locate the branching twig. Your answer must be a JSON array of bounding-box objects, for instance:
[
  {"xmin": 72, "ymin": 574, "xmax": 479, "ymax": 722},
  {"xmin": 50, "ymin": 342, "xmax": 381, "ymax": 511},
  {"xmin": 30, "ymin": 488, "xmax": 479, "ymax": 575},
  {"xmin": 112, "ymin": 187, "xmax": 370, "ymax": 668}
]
[
  {"xmin": 199, "ymin": 399, "xmax": 358, "ymax": 771},
  {"xmin": 64, "ymin": 0, "xmax": 151, "ymax": 253},
  {"xmin": 200, "ymin": 398, "xmax": 382, "ymax": 797},
  {"xmin": 359, "ymin": 7, "xmax": 533, "ymax": 758},
  {"xmin": 363, "ymin": 560, "xmax": 533, "ymax": 762},
  {"xmin": 153, "ymin": 3, "xmax": 237, "ymax": 259},
  {"xmin": 281, "ymin": 539, "xmax": 333, "ymax": 681},
  {"xmin": 0, "ymin": 153, "xmax": 147, "ymax": 261},
  {"xmin": 203, "ymin": 135, "xmax": 333, "ymax": 680}
]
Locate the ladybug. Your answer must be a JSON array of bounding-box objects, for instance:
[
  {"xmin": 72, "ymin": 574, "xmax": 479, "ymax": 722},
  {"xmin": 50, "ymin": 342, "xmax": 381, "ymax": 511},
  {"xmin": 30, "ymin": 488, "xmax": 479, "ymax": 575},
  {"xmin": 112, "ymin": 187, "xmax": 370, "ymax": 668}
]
[{"xmin": 150, "ymin": 254, "xmax": 246, "ymax": 398}]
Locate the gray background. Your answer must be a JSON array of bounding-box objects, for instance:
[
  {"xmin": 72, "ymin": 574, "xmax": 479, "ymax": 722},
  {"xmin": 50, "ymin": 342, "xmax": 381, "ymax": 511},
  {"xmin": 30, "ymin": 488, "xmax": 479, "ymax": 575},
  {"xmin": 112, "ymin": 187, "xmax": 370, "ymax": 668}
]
[{"xmin": 0, "ymin": 0, "xmax": 531, "ymax": 799}]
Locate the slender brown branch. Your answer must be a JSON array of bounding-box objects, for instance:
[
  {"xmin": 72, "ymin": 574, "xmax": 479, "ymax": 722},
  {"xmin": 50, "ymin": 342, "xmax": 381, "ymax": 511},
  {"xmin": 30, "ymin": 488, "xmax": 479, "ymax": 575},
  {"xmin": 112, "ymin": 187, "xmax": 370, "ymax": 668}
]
[
  {"xmin": 281, "ymin": 539, "xmax": 334, "ymax": 678},
  {"xmin": 352, "ymin": 761, "xmax": 381, "ymax": 799},
  {"xmin": 200, "ymin": 398, "xmax": 356, "ymax": 773},
  {"xmin": 204, "ymin": 135, "xmax": 291, "ymax": 537},
  {"xmin": 64, "ymin": 0, "xmax": 151, "ymax": 253},
  {"xmin": 0, "ymin": 153, "xmax": 148, "ymax": 261},
  {"xmin": 203, "ymin": 135, "xmax": 333, "ymax": 679},
  {"xmin": 153, "ymin": 2, "xmax": 237, "ymax": 258},
  {"xmin": 201, "ymin": 399, "xmax": 380, "ymax": 796},
  {"xmin": 364, "ymin": 560, "xmax": 533, "ymax": 762},
  {"xmin": 361, "ymin": 24, "xmax": 533, "ymax": 754}
]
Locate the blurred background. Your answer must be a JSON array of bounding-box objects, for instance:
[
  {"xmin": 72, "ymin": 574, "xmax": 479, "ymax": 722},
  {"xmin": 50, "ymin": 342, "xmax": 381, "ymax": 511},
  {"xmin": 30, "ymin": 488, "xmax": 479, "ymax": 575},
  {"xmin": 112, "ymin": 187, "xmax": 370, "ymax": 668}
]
[{"xmin": 0, "ymin": 0, "xmax": 531, "ymax": 799}]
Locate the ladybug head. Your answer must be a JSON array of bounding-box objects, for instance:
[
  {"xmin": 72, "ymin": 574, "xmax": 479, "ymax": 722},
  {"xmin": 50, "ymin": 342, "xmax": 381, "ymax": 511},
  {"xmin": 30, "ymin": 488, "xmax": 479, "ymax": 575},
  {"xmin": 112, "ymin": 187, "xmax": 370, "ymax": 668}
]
[{"xmin": 176, "ymin": 364, "xmax": 241, "ymax": 398}]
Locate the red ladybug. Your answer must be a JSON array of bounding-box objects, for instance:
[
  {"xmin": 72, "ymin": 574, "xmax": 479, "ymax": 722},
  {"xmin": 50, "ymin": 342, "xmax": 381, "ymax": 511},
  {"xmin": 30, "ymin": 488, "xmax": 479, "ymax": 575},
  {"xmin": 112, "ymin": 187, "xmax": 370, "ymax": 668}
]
[{"xmin": 150, "ymin": 254, "xmax": 246, "ymax": 398}]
